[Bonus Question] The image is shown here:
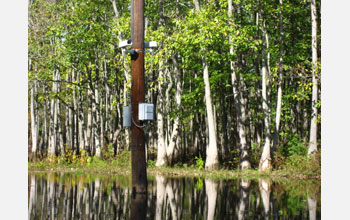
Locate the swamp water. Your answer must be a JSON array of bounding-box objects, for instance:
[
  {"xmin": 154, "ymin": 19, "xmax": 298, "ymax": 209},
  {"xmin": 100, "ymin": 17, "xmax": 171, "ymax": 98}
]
[{"xmin": 28, "ymin": 172, "xmax": 320, "ymax": 220}]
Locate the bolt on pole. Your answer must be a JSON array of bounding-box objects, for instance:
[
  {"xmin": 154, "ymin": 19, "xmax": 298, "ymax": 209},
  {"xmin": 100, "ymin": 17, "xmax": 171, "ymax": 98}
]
[{"xmin": 130, "ymin": 0, "xmax": 147, "ymax": 194}]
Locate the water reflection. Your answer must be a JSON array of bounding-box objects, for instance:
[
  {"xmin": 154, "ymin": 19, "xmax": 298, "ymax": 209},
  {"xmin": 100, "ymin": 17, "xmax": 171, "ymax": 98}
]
[
  {"xmin": 259, "ymin": 178, "xmax": 271, "ymax": 219},
  {"xmin": 238, "ymin": 179, "xmax": 250, "ymax": 220},
  {"xmin": 28, "ymin": 172, "xmax": 320, "ymax": 219}
]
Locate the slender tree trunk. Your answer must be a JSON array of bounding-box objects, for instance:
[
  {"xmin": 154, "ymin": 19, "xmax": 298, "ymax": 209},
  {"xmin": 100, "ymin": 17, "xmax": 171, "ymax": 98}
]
[
  {"xmin": 57, "ymin": 98, "xmax": 64, "ymax": 156},
  {"xmin": 156, "ymin": 58, "xmax": 167, "ymax": 167},
  {"xmin": 273, "ymin": 0, "xmax": 284, "ymax": 148},
  {"xmin": 166, "ymin": 55, "xmax": 183, "ymax": 163},
  {"xmin": 203, "ymin": 59, "xmax": 219, "ymax": 170},
  {"xmin": 259, "ymin": 19, "xmax": 272, "ymax": 172},
  {"xmin": 48, "ymin": 70, "xmax": 58, "ymax": 157},
  {"xmin": 228, "ymin": 0, "xmax": 251, "ymax": 170},
  {"xmin": 30, "ymin": 81, "xmax": 38, "ymax": 158},
  {"xmin": 56, "ymin": 70, "xmax": 64, "ymax": 156},
  {"xmin": 42, "ymin": 92, "xmax": 48, "ymax": 155},
  {"xmin": 94, "ymin": 83, "xmax": 101, "ymax": 158},
  {"xmin": 191, "ymin": 2, "xmax": 218, "ymax": 170},
  {"xmin": 87, "ymin": 87, "xmax": 93, "ymax": 155},
  {"xmin": 308, "ymin": 0, "xmax": 318, "ymax": 157}
]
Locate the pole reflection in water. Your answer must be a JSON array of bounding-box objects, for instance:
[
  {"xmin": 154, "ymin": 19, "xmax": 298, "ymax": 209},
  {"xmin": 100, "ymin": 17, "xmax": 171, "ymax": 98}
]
[
  {"xmin": 130, "ymin": 193, "xmax": 147, "ymax": 220},
  {"xmin": 28, "ymin": 172, "xmax": 320, "ymax": 220}
]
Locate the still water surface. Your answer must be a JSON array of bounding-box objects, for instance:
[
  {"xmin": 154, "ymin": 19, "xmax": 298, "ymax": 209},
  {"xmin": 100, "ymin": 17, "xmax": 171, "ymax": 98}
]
[{"xmin": 28, "ymin": 172, "xmax": 320, "ymax": 220}]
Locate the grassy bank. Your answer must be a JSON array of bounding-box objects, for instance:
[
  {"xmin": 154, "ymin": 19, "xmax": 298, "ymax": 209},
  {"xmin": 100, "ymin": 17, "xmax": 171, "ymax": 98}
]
[{"xmin": 28, "ymin": 151, "xmax": 320, "ymax": 180}]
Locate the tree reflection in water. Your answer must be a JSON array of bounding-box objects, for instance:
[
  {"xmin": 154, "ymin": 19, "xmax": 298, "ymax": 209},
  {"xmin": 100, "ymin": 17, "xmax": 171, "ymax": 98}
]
[{"xmin": 28, "ymin": 172, "xmax": 320, "ymax": 219}]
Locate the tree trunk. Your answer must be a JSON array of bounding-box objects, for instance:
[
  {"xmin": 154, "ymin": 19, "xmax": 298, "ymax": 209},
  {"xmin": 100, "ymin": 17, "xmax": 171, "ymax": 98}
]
[
  {"xmin": 56, "ymin": 71, "xmax": 64, "ymax": 156},
  {"xmin": 48, "ymin": 70, "xmax": 58, "ymax": 157},
  {"xmin": 259, "ymin": 19, "xmax": 272, "ymax": 172},
  {"xmin": 156, "ymin": 58, "xmax": 167, "ymax": 167},
  {"xmin": 87, "ymin": 87, "xmax": 93, "ymax": 155},
  {"xmin": 308, "ymin": 0, "xmax": 318, "ymax": 157},
  {"xmin": 42, "ymin": 92, "xmax": 48, "ymax": 155},
  {"xmin": 203, "ymin": 59, "xmax": 219, "ymax": 170},
  {"xmin": 166, "ymin": 55, "xmax": 183, "ymax": 163},
  {"xmin": 94, "ymin": 83, "xmax": 101, "ymax": 158},
  {"xmin": 30, "ymin": 81, "xmax": 38, "ymax": 158},
  {"xmin": 273, "ymin": 0, "xmax": 284, "ymax": 148},
  {"xmin": 228, "ymin": 0, "xmax": 251, "ymax": 170}
]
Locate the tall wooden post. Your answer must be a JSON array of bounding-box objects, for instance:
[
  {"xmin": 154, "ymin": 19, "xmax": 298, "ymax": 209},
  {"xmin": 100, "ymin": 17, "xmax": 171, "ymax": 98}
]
[{"xmin": 130, "ymin": 0, "xmax": 147, "ymax": 194}]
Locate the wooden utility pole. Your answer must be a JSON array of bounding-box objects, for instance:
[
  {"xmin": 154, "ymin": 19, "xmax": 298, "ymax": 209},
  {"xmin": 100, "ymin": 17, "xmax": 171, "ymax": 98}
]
[{"xmin": 130, "ymin": 0, "xmax": 147, "ymax": 194}]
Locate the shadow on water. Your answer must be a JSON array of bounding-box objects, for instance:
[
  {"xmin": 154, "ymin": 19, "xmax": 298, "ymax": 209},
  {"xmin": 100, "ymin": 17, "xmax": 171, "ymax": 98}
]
[{"xmin": 28, "ymin": 172, "xmax": 320, "ymax": 220}]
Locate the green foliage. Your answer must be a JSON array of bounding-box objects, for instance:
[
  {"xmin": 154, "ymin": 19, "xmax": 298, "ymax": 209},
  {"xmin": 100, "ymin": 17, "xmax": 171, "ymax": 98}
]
[
  {"xmin": 279, "ymin": 133, "xmax": 308, "ymax": 157},
  {"xmin": 111, "ymin": 151, "xmax": 131, "ymax": 169},
  {"xmin": 195, "ymin": 178, "xmax": 204, "ymax": 190},
  {"xmin": 195, "ymin": 157, "xmax": 204, "ymax": 170},
  {"xmin": 147, "ymin": 160, "xmax": 156, "ymax": 168},
  {"xmin": 276, "ymin": 153, "xmax": 321, "ymax": 177},
  {"xmin": 102, "ymin": 144, "xmax": 115, "ymax": 160}
]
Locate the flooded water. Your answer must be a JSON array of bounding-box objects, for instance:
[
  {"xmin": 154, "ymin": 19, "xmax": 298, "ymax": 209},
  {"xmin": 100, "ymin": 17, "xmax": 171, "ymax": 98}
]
[{"xmin": 28, "ymin": 172, "xmax": 320, "ymax": 220}]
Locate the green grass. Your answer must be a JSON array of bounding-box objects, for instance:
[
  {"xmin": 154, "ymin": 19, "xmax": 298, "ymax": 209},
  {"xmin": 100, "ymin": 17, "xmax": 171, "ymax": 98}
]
[{"xmin": 28, "ymin": 151, "xmax": 320, "ymax": 180}]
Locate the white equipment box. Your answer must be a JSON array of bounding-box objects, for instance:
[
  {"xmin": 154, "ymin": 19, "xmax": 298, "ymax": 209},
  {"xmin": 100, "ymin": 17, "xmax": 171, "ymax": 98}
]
[
  {"xmin": 123, "ymin": 106, "xmax": 131, "ymax": 127},
  {"xmin": 139, "ymin": 103, "xmax": 154, "ymax": 121}
]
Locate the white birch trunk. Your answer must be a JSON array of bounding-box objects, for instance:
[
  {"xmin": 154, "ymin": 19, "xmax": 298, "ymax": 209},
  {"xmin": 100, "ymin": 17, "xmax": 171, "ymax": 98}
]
[
  {"xmin": 165, "ymin": 67, "xmax": 173, "ymax": 148},
  {"xmin": 42, "ymin": 92, "xmax": 48, "ymax": 154},
  {"xmin": 156, "ymin": 58, "xmax": 167, "ymax": 167},
  {"xmin": 57, "ymin": 99, "xmax": 64, "ymax": 156},
  {"xmin": 76, "ymin": 71, "xmax": 85, "ymax": 152},
  {"xmin": 308, "ymin": 0, "xmax": 318, "ymax": 157},
  {"xmin": 205, "ymin": 178, "xmax": 218, "ymax": 220},
  {"xmin": 66, "ymin": 105, "xmax": 71, "ymax": 149},
  {"xmin": 203, "ymin": 59, "xmax": 219, "ymax": 170},
  {"xmin": 273, "ymin": 0, "xmax": 284, "ymax": 148},
  {"xmin": 166, "ymin": 56, "xmax": 183, "ymax": 162},
  {"xmin": 30, "ymin": 82, "xmax": 38, "ymax": 157},
  {"xmin": 228, "ymin": 0, "xmax": 251, "ymax": 170},
  {"xmin": 87, "ymin": 89, "xmax": 93, "ymax": 154},
  {"xmin": 48, "ymin": 70, "xmax": 58, "ymax": 157},
  {"xmin": 94, "ymin": 87, "xmax": 101, "ymax": 158},
  {"xmin": 259, "ymin": 19, "xmax": 272, "ymax": 172},
  {"xmin": 56, "ymin": 70, "xmax": 64, "ymax": 155}
]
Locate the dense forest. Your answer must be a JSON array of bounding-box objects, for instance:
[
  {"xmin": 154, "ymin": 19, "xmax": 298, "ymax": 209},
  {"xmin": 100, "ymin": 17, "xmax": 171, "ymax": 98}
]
[{"xmin": 28, "ymin": 0, "xmax": 321, "ymax": 171}]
